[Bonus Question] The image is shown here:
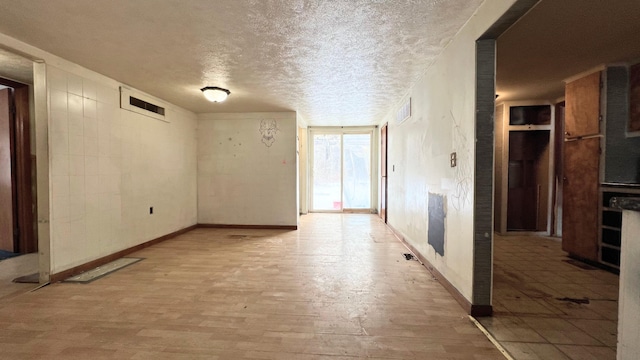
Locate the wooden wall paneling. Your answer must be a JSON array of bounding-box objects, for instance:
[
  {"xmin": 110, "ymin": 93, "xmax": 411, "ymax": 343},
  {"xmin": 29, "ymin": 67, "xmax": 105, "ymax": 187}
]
[
  {"xmin": 562, "ymin": 137, "xmax": 600, "ymax": 261},
  {"xmin": 565, "ymin": 71, "xmax": 601, "ymax": 138}
]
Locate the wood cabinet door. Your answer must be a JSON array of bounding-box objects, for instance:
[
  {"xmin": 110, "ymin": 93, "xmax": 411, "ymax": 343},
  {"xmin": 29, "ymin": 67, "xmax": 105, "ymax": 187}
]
[
  {"xmin": 562, "ymin": 137, "xmax": 600, "ymax": 261},
  {"xmin": 565, "ymin": 71, "xmax": 601, "ymax": 138}
]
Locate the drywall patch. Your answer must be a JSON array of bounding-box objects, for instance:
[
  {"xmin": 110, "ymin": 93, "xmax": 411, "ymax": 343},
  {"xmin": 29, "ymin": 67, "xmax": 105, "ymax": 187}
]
[{"xmin": 428, "ymin": 193, "xmax": 446, "ymax": 256}]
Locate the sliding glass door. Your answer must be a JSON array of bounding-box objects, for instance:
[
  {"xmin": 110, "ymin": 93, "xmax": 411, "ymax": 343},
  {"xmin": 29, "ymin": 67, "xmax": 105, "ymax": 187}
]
[
  {"xmin": 311, "ymin": 134, "xmax": 342, "ymax": 210},
  {"xmin": 310, "ymin": 130, "xmax": 373, "ymax": 212}
]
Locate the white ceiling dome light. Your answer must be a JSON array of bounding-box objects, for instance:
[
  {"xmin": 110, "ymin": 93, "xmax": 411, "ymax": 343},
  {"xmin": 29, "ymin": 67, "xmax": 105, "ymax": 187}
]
[{"xmin": 201, "ymin": 86, "xmax": 230, "ymax": 102}]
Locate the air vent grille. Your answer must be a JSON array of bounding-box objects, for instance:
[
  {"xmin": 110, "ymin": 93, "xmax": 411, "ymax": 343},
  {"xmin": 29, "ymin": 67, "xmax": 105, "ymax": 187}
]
[
  {"xmin": 120, "ymin": 86, "xmax": 168, "ymax": 122},
  {"xmin": 397, "ymin": 98, "xmax": 411, "ymax": 124},
  {"xmin": 129, "ymin": 96, "xmax": 165, "ymax": 116}
]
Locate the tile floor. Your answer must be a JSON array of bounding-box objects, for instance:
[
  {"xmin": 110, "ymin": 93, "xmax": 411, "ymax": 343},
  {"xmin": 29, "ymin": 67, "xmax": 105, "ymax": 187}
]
[{"xmin": 478, "ymin": 234, "xmax": 619, "ymax": 359}]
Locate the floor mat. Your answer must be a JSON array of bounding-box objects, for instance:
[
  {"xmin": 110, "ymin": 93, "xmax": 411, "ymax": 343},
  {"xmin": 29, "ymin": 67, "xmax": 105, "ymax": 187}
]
[
  {"xmin": 13, "ymin": 273, "xmax": 39, "ymax": 283},
  {"xmin": 0, "ymin": 250, "xmax": 19, "ymax": 261},
  {"xmin": 63, "ymin": 258, "xmax": 143, "ymax": 283}
]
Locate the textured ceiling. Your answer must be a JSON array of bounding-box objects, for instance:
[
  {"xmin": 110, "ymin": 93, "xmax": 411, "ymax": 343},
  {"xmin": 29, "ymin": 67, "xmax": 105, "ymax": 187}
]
[
  {"xmin": 0, "ymin": 0, "xmax": 484, "ymax": 126},
  {"xmin": 497, "ymin": 0, "xmax": 640, "ymax": 102}
]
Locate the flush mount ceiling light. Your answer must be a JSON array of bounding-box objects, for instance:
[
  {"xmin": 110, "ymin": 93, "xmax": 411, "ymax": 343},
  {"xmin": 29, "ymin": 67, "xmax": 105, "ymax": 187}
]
[{"xmin": 201, "ymin": 86, "xmax": 230, "ymax": 102}]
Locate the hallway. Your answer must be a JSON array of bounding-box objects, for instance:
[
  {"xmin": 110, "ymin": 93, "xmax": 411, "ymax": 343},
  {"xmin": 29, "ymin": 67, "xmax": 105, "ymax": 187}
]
[{"xmin": 0, "ymin": 214, "xmax": 503, "ymax": 359}]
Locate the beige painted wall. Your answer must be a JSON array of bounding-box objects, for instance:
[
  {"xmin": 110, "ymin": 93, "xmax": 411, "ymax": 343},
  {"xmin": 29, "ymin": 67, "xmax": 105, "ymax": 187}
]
[
  {"xmin": 197, "ymin": 112, "xmax": 298, "ymax": 227},
  {"xmin": 380, "ymin": 0, "xmax": 517, "ymax": 301}
]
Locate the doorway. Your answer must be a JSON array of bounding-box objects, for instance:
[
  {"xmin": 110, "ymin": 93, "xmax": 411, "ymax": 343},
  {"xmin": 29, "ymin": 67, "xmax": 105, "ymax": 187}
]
[
  {"xmin": 506, "ymin": 129, "xmax": 551, "ymax": 232},
  {"xmin": 0, "ymin": 79, "xmax": 36, "ymax": 257},
  {"xmin": 380, "ymin": 123, "xmax": 387, "ymax": 222},
  {"xmin": 310, "ymin": 129, "xmax": 374, "ymax": 212}
]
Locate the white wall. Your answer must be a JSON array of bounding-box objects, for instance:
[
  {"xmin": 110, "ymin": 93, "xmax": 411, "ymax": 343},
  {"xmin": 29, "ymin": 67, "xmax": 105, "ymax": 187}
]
[
  {"xmin": 0, "ymin": 32, "xmax": 198, "ymax": 276},
  {"xmin": 47, "ymin": 65, "xmax": 197, "ymax": 273},
  {"xmin": 380, "ymin": 0, "xmax": 516, "ymax": 301},
  {"xmin": 197, "ymin": 112, "xmax": 298, "ymax": 227},
  {"xmin": 618, "ymin": 210, "xmax": 640, "ymax": 360}
]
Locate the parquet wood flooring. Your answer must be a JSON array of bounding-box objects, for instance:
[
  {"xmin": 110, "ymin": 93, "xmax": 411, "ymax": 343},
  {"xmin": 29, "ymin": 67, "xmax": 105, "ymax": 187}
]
[{"xmin": 0, "ymin": 214, "xmax": 503, "ymax": 359}]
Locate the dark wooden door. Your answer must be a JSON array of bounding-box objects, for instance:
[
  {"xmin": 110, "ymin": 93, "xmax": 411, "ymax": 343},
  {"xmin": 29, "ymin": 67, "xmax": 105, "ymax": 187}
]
[
  {"xmin": 380, "ymin": 124, "xmax": 387, "ymax": 222},
  {"xmin": 0, "ymin": 88, "xmax": 15, "ymax": 252},
  {"xmin": 507, "ymin": 134, "xmax": 538, "ymax": 231},
  {"xmin": 507, "ymin": 131, "xmax": 550, "ymax": 231},
  {"xmin": 562, "ymin": 138, "xmax": 600, "ymax": 261}
]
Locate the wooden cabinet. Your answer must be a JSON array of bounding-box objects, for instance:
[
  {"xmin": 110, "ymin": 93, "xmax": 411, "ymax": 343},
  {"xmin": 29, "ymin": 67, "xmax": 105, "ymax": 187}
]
[
  {"xmin": 561, "ymin": 71, "xmax": 602, "ymax": 262},
  {"xmin": 562, "ymin": 138, "xmax": 600, "ymax": 260},
  {"xmin": 565, "ymin": 71, "xmax": 601, "ymax": 138}
]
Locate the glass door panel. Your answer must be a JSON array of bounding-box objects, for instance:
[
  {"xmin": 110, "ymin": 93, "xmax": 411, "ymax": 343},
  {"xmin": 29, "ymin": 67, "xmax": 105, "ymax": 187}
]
[
  {"xmin": 312, "ymin": 134, "xmax": 342, "ymax": 210},
  {"xmin": 343, "ymin": 134, "xmax": 371, "ymax": 209}
]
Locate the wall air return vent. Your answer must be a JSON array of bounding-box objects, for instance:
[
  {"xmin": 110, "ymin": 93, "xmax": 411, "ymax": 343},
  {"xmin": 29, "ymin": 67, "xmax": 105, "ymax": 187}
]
[
  {"xmin": 396, "ymin": 97, "xmax": 411, "ymax": 125},
  {"xmin": 120, "ymin": 86, "xmax": 169, "ymax": 122}
]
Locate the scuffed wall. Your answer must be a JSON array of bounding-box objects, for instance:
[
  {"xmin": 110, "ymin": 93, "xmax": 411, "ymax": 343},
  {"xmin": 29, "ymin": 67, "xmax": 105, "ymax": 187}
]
[
  {"xmin": 197, "ymin": 112, "xmax": 298, "ymax": 227},
  {"xmin": 380, "ymin": 0, "xmax": 517, "ymax": 302}
]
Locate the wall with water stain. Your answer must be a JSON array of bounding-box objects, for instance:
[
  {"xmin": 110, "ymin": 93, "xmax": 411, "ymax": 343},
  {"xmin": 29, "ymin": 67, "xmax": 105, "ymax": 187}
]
[
  {"xmin": 380, "ymin": 0, "xmax": 517, "ymax": 302},
  {"xmin": 197, "ymin": 112, "xmax": 298, "ymax": 227}
]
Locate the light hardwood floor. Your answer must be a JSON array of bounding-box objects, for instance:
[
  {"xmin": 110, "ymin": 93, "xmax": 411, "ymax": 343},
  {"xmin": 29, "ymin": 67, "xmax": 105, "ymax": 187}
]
[{"xmin": 0, "ymin": 214, "xmax": 504, "ymax": 359}]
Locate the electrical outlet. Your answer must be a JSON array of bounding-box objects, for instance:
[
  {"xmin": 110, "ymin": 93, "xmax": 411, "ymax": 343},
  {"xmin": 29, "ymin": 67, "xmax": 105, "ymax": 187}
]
[{"xmin": 450, "ymin": 152, "xmax": 457, "ymax": 167}]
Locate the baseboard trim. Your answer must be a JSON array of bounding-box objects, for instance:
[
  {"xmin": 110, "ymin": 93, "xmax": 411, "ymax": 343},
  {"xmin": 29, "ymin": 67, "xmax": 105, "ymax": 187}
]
[
  {"xmin": 49, "ymin": 224, "xmax": 198, "ymax": 283},
  {"xmin": 386, "ymin": 222, "xmax": 492, "ymax": 317},
  {"xmin": 197, "ymin": 223, "xmax": 298, "ymax": 230}
]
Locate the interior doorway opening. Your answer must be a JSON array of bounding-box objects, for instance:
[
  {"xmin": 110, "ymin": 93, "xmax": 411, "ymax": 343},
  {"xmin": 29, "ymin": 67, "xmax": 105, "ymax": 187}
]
[
  {"xmin": 0, "ymin": 73, "xmax": 40, "ymax": 296},
  {"xmin": 0, "ymin": 79, "xmax": 36, "ymax": 257}
]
